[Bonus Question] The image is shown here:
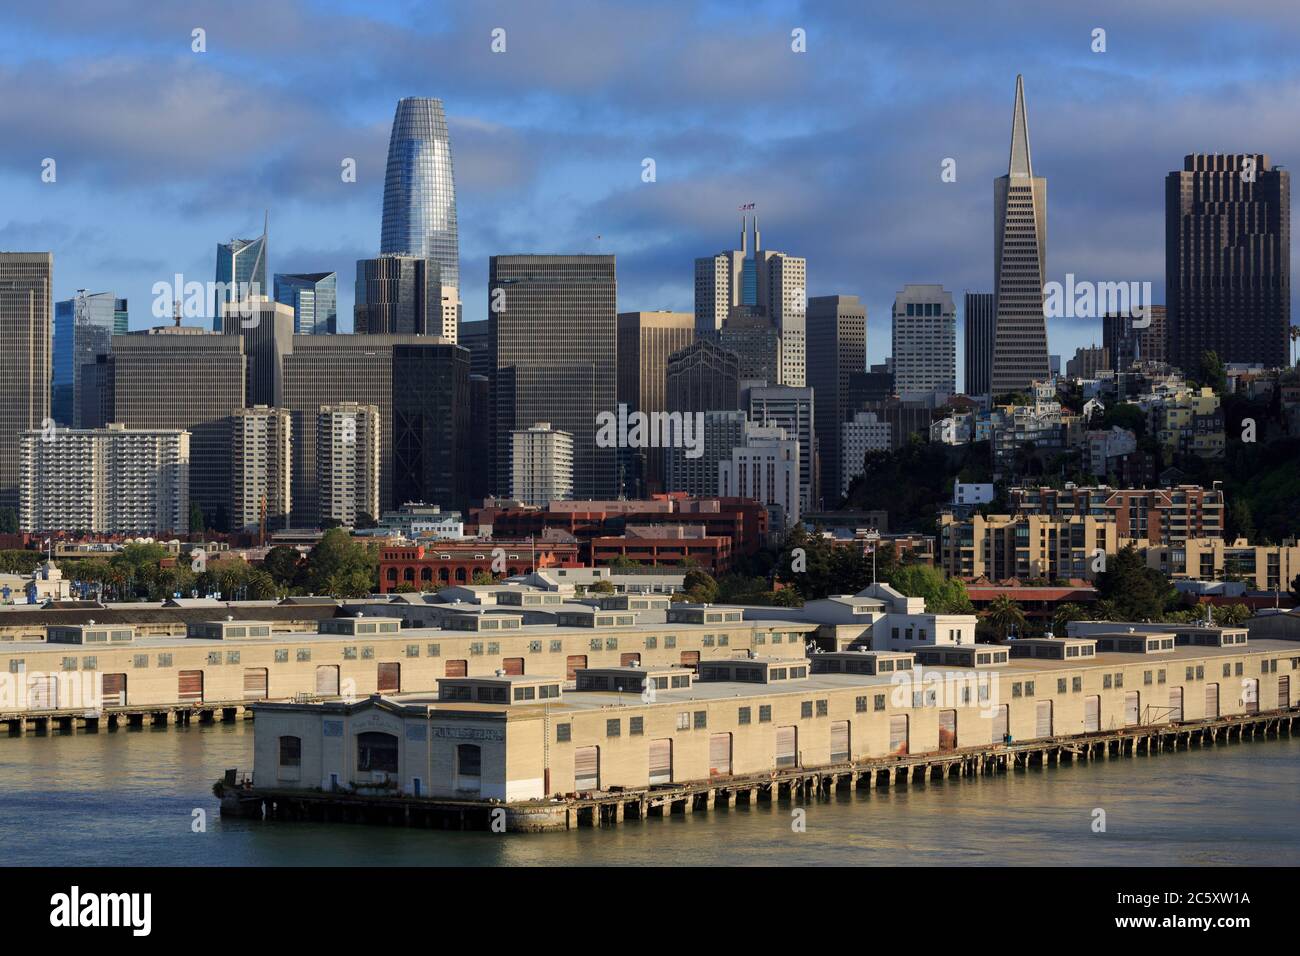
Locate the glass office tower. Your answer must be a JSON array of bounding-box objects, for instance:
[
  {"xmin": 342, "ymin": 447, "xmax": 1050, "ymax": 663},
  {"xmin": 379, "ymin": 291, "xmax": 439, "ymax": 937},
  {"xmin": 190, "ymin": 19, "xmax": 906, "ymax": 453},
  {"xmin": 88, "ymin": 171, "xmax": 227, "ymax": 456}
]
[
  {"xmin": 214, "ymin": 231, "xmax": 267, "ymax": 332},
  {"xmin": 53, "ymin": 291, "xmax": 125, "ymax": 426},
  {"xmin": 274, "ymin": 272, "xmax": 338, "ymax": 334},
  {"xmin": 380, "ymin": 97, "xmax": 459, "ymax": 293}
]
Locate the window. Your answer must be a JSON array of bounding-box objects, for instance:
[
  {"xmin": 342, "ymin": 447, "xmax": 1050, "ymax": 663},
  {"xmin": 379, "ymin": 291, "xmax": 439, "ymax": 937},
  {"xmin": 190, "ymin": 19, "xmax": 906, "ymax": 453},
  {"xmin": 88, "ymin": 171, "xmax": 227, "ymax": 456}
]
[
  {"xmin": 693, "ymin": 711, "xmax": 707, "ymax": 730},
  {"xmin": 759, "ymin": 705, "xmax": 772, "ymax": 723},
  {"xmin": 801, "ymin": 701, "xmax": 813, "ymax": 718},
  {"xmin": 1144, "ymin": 670, "xmax": 1153, "ymax": 685},
  {"xmin": 856, "ymin": 696, "xmax": 868, "ymax": 713},
  {"xmin": 226, "ymin": 651, "xmax": 240, "ymax": 664},
  {"xmin": 1013, "ymin": 682, "xmax": 1023, "ymax": 697},
  {"xmin": 406, "ymin": 645, "xmax": 420, "ymax": 658},
  {"xmin": 158, "ymin": 653, "xmax": 174, "ymax": 667},
  {"xmin": 664, "ymin": 636, "xmax": 676, "ymax": 648},
  {"xmin": 1158, "ymin": 669, "xmax": 1166, "ymax": 684},
  {"xmin": 82, "ymin": 656, "xmax": 97, "ymax": 670},
  {"xmin": 1196, "ymin": 665, "xmax": 1204, "ymax": 679},
  {"xmin": 605, "ymin": 638, "xmax": 618, "ymax": 650},
  {"xmin": 1103, "ymin": 675, "xmax": 1112, "ymax": 689},
  {"xmin": 629, "ymin": 717, "xmax": 643, "ymax": 736},
  {"xmin": 296, "ymin": 649, "xmax": 311, "ymax": 662},
  {"xmin": 1025, "ymin": 681, "xmax": 1034, "ymax": 697},
  {"xmin": 278, "ymin": 736, "xmax": 301, "ymax": 768},
  {"xmin": 738, "ymin": 707, "xmax": 752, "ymax": 725},
  {"xmin": 1222, "ymin": 663, "xmax": 1231, "ymax": 677},
  {"xmin": 645, "ymin": 636, "xmax": 657, "ymax": 649},
  {"xmin": 606, "ymin": 719, "xmax": 621, "ymax": 738},
  {"xmin": 556, "ymin": 723, "xmax": 571, "ymax": 742},
  {"xmin": 1185, "ymin": 666, "xmax": 1195, "ymax": 681},
  {"xmin": 207, "ymin": 652, "xmax": 221, "ymax": 665},
  {"xmin": 1057, "ymin": 679, "xmax": 1067, "ymax": 694},
  {"xmin": 355, "ymin": 732, "xmax": 399, "ymax": 773},
  {"xmin": 589, "ymin": 639, "xmax": 602, "ymax": 651},
  {"xmin": 874, "ymin": 694, "xmax": 886, "ymax": 711},
  {"xmin": 1072, "ymin": 676, "xmax": 1082, "ymax": 692},
  {"xmin": 676, "ymin": 712, "xmax": 690, "ymax": 730},
  {"xmin": 343, "ymin": 647, "xmax": 358, "ymax": 660},
  {"xmin": 427, "ymin": 644, "xmax": 441, "ymax": 657},
  {"xmin": 815, "ymin": 700, "xmax": 828, "ymax": 717},
  {"xmin": 1236, "ymin": 662, "xmax": 1244, "ymax": 676},
  {"xmin": 132, "ymin": 655, "xmax": 147, "ymax": 669}
]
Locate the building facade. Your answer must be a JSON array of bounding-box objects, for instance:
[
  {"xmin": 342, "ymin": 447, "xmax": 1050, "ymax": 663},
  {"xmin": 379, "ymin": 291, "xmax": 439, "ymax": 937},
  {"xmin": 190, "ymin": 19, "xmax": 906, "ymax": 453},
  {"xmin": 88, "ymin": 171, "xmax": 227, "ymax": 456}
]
[
  {"xmin": 892, "ymin": 284, "xmax": 957, "ymax": 397},
  {"xmin": 53, "ymin": 290, "xmax": 126, "ymax": 427},
  {"xmin": 354, "ymin": 255, "xmax": 443, "ymax": 337},
  {"xmin": 964, "ymin": 291, "xmax": 995, "ymax": 397},
  {"xmin": 1103, "ymin": 305, "xmax": 1167, "ymax": 370},
  {"xmin": 840, "ymin": 411, "xmax": 892, "ymax": 495},
  {"xmin": 1166, "ymin": 154, "xmax": 1290, "ymax": 373},
  {"xmin": 617, "ymin": 311, "xmax": 695, "ymax": 494},
  {"xmin": 274, "ymin": 272, "xmax": 338, "ymax": 335},
  {"xmin": 213, "ymin": 230, "xmax": 267, "ymax": 333},
  {"xmin": 0, "ymin": 252, "xmax": 53, "ymax": 511},
  {"xmin": 231, "ymin": 406, "xmax": 292, "ymax": 533},
  {"xmin": 807, "ymin": 294, "xmax": 866, "ymax": 508},
  {"xmin": 19, "ymin": 423, "xmax": 189, "ymax": 534},
  {"xmin": 317, "ymin": 403, "xmax": 381, "ymax": 527},
  {"xmin": 510, "ymin": 422, "xmax": 574, "ymax": 506},
  {"xmin": 717, "ymin": 423, "xmax": 800, "ymax": 529}
]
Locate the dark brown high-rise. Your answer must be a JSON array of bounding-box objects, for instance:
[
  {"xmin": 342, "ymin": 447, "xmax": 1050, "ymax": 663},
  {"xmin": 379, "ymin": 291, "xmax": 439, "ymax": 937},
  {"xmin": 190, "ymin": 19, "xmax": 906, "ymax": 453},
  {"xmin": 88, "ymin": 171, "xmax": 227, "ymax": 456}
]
[{"xmin": 1166, "ymin": 153, "xmax": 1290, "ymax": 373}]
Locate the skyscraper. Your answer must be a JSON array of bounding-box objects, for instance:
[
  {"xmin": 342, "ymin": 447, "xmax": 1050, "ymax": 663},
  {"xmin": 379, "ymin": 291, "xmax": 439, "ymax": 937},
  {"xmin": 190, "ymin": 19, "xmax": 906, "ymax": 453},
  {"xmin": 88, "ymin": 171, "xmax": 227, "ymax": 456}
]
[
  {"xmin": 354, "ymin": 255, "xmax": 442, "ymax": 335},
  {"xmin": 1166, "ymin": 154, "xmax": 1290, "ymax": 372},
  {"xmin": 510, "ymin": 422, "xmax": 575, "ymax": 505},
  {"xmin": 748, "ymin": 385, "xmax": 817, "ymax": 515},
  {"xmin": 489, "ymin": 254, "xmax": 617, "ymax": 500},
  {"xmin": 617, "ymin": 311, "xmax": 696, "ymax": 493},
  {"xmin": 963, "ymin": 292, "xmax": 995, "ymax": 397},
  {"xmin": 381, "ymin": 97, "xmax": 460, "ymax": 340},
  {"xmin": 274, "ymin": 272, "xmax": 338, "ymax": 335},
  {"xmin": 694, "ymin": 217, "xmax": 806, "ymax": 385},
  {"xmin": 109, "ymin": 326, "xmax": 245, "ymax": 527},
  {"xmin": 391, "ymin": 341, "xmax": 471, "ymax": 512},
  {"xmin": 892, "ymin": 284, "xmax": 957, "ymax": 398},
  {"xmin": 0, "ymin": 252, "xmax": 53, "ymax": 510},
  {"xmin": 53, "ymin": 290, "xmax": 125, "ymax": 426},
  {"xmin": 221, "ymin": 295, "xmax": 295, "ymax": 407},
  {"xmin": 214, "ymin": 221, "xmax": 267, "ymax": 333},
  {"xmin": 806, "ymin": 294, "xmax": 866, "ymax": 507},
  {"xmin": 991, "ymin": 75, "xmax": 1050, "ymax": 396},
  {"xmin": 666, "ymin": 340, "xmax": 742, "ymax": 412}
]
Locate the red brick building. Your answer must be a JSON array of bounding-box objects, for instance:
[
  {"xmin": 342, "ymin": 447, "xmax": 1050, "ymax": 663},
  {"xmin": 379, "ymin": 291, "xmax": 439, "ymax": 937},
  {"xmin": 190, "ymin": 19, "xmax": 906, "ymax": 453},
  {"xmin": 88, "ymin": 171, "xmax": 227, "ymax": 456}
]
[
  {"xmin": 590, "ymin": 524, "xmax": 733, "ymax": 573},
  {"xmin": 378, "ymin": 540, "xmax": 582, "ymax": 593},
  {"xmin": 1007, "ymin": 484, "xmax": 1224, "ymax": 544}
]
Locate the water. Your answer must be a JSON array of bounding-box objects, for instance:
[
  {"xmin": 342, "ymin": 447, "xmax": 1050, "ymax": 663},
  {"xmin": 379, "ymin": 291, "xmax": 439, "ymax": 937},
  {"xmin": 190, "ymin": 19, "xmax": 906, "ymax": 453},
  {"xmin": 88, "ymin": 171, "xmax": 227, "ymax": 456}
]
[{"xmin": 1, "ymin": 723, "xmax": 1297, "ymax": 866}]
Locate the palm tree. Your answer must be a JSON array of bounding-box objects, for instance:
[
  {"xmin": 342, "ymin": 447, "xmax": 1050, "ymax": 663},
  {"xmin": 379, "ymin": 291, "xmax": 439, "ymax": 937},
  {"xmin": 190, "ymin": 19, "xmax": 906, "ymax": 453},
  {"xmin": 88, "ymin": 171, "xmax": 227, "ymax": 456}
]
[
  {"xmin": 982, "ymin": 594, "xmax": 1029, "ymax": 640},
  {"xmin": 1291, "ymin": 325, "xmax": 1300, "ymax": 367}
]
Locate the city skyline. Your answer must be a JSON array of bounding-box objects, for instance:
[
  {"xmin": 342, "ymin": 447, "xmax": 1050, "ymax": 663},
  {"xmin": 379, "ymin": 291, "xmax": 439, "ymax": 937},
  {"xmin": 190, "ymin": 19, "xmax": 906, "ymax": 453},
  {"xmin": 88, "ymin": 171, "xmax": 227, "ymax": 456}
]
[{"xmin": 3, "ymin": 2, "xmax": 1300, "ymax": 376}]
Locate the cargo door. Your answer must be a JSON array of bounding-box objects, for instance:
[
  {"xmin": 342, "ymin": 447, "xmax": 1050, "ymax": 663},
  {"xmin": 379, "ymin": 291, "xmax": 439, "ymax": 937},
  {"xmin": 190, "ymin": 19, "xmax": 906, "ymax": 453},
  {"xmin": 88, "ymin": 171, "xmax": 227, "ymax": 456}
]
[
  {"xmin": 574, "ymin": 746, "xmax": 600, "ymax": 792},
  {"xmin": 315, "ymin": 665, "xmax": 340, "ymax": 696},
  {"xmin": 709, "ymin": 733, "xmax": 732, "ymax": 776},
  {"xmin": 101, "ymin": 673, "xmax": 127, "ymax": 707},
  {"xmin": 776, "ymin": 726, "xmax": 798, "ymax": 767},
  {"xmin": 178, "ymin": 670, "xmax": 203, "ymax": 704},
  {"xmin": 377, "ymin": 662, "xmax": 401, "ymax": 694},
  {"xmin": 1084, "ymin": 695, "xmax": 1100, "ymax": 732},
  {"xmin": 888, "ymin": 715, "xmax": 908, "ymax": 755},
  {"xmin": 242, "ymin": 668, "xmax": 268, "ymax": 701},
  {"xmin": 1034, "ymin": 700, "xmax": 1052, "ymax": 738},
  {"xmin": 938, "ymin": 710, "xmax": 957, "ymax": 751},
  {"xmin": 830, "ymin": 720, "xmax": 851, "ymax": 761},
  {"xmin": 648, "ymin": 739, "xmax": 673, "ymax": 784}
]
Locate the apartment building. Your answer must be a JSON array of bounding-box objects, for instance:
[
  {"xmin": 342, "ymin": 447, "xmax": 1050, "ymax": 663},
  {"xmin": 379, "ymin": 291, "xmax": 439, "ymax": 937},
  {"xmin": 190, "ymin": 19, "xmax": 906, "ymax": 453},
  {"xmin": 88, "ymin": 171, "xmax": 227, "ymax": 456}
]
[
  {"xmin": 938, "ymin": 512, "xmax": 1119, "ymax": 581},
  {"xmin": 1007, "ymin": 483, "xmax": 1225, "ymax": 545}
]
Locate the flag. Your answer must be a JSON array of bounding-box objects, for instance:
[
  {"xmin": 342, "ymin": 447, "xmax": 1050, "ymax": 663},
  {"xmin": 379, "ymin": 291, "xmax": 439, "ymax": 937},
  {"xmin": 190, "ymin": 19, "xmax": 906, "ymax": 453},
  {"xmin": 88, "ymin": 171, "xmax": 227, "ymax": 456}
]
[{"xmin": 739, "ymin": 202, "xmax": 756, "ymax": 210}]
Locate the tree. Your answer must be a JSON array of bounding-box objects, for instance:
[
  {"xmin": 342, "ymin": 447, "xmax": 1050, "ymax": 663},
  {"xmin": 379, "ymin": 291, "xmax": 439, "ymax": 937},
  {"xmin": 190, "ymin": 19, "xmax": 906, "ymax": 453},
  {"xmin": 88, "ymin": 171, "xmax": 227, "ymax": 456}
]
[
  {"xmin": 1290, "ymin": 573, "xmax": 1300, "ymax": 606},
  {"xmin": 982, "ymin": 594, "xmax": 1028, "ymax": 639},
  {"xmin": 1094, "ymin": 544, "xmax": 1177, "ymax": 621},
  {"xmin": 883, "ymin": 564, "xmax": 973, "ymax": 614},
  {"xmin": 588, "ymin": 579, "xmax": 616, "ymax": 594},
  {"xmin": 1215, "ymin": 603, "xmax": 1252, "ymax": 626},
  {"xmin": 682, "ymin": 568, "xmax": 718, "ymax": 603},
  {"xmin": 470, "ymin": 570, "xmax": 496, "ymax": 585},
  {"xmin": 303, "ymin": 528, "xmax": 378, "ymax": 598},
  {"xmin": 1227, "ymin": 500, "xmax": 1256, "ymax": 544},
  {"xmin": 0, "ymin": 508, "xmax": 17, "ymax": 534},
  {"xmin": 189, "ymin": 502, "xmax": 206, "ymax": 534},
  {"xmin": 1198, "ymin": 350, "xmax": 1227, "ymax": 395},
  {"xmin": 1051, "ymin": 602, "xmax": 1089, "ymax": 635},
  {"xmin": 262, "ymin": 546, "xmax": 303, "ymax": 589},
  {"xmin": 605, "ymin": 556, "xmax": 640, "ymax": 569}
]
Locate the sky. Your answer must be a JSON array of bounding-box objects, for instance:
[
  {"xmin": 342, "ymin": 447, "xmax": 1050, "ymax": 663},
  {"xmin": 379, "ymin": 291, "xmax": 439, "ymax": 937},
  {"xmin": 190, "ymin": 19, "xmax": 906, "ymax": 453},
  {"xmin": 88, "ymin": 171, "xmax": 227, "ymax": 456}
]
[{"xmin": 1, "ymin": 0, "xmax": 1298, "ymax": 388}]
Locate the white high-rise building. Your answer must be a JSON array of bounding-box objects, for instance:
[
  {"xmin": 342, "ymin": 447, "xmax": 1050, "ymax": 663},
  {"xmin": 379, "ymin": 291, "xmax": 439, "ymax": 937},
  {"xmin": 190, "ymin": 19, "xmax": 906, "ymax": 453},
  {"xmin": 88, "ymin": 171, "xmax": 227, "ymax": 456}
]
[
  {"xmin": 747, "ymin": 385, "xmax": 817, "ymax": 513},
  {"xmin": 891, "ymin": 284, "xmax": 957, "ymax": 399},
  {"xmin": 718, "ymin": 422, "xmax": 800, "ymax": 529},
  {"xmin": 19, "ymin": 423, "xmax": 189, "ymax": 534},
  {"xmin": 510, "ymin": 422, "xmax": 574, "ymax": 506},
  {"xmin": 317, "ymin": 403, "xmax": 380, "ymax": 528},
  {"xmin": 231, "ymin": 406, "xmax": 292, "ymax": 532},
  {"xmin": 840, "ymin": 411, "xmax": 892, "ymax": 496}
]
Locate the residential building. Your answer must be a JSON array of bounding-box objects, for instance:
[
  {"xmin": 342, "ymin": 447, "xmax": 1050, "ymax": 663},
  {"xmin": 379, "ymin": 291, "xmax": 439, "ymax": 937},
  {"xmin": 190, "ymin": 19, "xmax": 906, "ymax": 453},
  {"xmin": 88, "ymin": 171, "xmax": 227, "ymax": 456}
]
[
  {"xmin": 807, "ymin": 294, "xmax": 867, "ymax": 508},
  {"xmin": 510, "ymin": 422, "xmax": 574, "ymax": 506},
  {"xmin": 1007, "ymin": 483, "xmax": 1226, "ymax": 545},
  {"xmin": 1156, "ymin": 386, "xmax": 1226, "ymax": 460},
  {"xmin": 380, "ymin": 97, "xmax": 460, "ymax": 340},
  {"xmin": 892, "ymin": 284, "xmax": 957, "ymax": 398},
  {"xmin": 1066, "ymin": 345, "xmax": 1110, "ymax": 379},
  {"xmin": 231, "ymin": 406, "xmax": 292, "ymax": 533},
  {"xmin": 1146, "ymin": 537, "xmax": 1300, "ymax": 592},
  {"xmin": 274, "ymin": 272, "xmax": 338, "ymax": 335},
  {"xmin": 991, "ymin": 76, "xmax": 1051, "ymax": 395},
  {"xmin": 317, "ymin": 402, "xmax": 381, "ymax": 527},
  {"xmin": 19, "ymin": 423, "xmax": 189, "ymax": 534},
  {"xmin": 1166, "ymin": 154, "xmax": 1290, "ymax": 373},
  {"xmin": 0, "ymin": 252, "xmax": 52, "ymax": 510},
  {"xmin": 938, "ymin": 512, "xmax": 1119, "ymax": 581}
]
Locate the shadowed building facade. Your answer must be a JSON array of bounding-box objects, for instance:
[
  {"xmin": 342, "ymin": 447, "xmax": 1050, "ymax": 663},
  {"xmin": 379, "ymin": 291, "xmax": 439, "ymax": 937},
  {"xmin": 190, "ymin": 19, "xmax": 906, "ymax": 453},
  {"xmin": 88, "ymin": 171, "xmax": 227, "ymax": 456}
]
[
  {"xmin": 0, "ymin": 253, "xmax": 52, "ymax": 510},
  {"xmin": 807, "ymin": 294, "xmax": 866, "ymax": 509},
  {"xmin": 1166, "ymin": 154, "xmax": 1290, "ymax": 373}
]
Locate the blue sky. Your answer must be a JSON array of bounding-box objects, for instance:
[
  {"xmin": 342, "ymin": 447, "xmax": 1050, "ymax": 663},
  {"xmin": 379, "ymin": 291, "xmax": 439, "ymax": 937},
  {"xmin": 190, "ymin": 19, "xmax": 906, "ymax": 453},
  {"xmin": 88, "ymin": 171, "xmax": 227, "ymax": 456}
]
[{"xmin": 1, "ymin": 0, "xmax": 1297, "ymax": 385}]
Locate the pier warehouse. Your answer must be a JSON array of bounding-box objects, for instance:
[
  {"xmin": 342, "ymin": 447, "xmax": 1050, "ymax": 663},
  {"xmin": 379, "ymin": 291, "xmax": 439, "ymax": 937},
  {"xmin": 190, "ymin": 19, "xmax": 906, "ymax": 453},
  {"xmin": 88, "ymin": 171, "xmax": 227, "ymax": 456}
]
[{"xmin": 249, "ymin": 628, "xmax": 1299, "ymax": 803}]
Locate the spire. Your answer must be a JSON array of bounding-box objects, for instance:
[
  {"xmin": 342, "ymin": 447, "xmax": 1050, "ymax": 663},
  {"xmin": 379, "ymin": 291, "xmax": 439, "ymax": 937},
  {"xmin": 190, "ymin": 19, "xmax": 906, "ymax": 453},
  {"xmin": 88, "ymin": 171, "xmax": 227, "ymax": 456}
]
[
  {"xmin": 1008, "ymin": 74, "xmax": 1032, "ymax": 178},
  {"xmin": 741, "ymin": 215, "xmax": 747, "ymax": 254}
]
